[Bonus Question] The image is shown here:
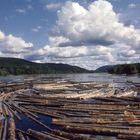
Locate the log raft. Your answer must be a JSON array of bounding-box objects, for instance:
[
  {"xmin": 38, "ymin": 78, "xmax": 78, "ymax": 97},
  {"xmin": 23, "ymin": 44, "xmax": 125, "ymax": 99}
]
[{"xmin": 0, "ymin": 80, "xmax": 140, "ymax": 139}]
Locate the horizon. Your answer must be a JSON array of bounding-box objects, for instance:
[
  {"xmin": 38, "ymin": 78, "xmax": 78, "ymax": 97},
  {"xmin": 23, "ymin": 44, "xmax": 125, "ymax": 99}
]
[
  {"xmin": 0, "ymin": 56, "xmax": 139, "ymax": 71},
  {"xmin": 0, "ymin": 0, "xmax": 140, "ymax": 70}
]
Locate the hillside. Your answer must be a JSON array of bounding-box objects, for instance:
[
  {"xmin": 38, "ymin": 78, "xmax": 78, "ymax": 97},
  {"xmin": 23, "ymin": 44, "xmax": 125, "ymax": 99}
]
[
  {"xmin": 94, "ymin": 65, "xmax": 113, "ymax": 73},
  {"xmin": 0, "ymin": 57, "xmax": 90, "ymax": 75},
  {"xmin": 95, "ymin": 63, "xmax": 140, "ymax": 75}
]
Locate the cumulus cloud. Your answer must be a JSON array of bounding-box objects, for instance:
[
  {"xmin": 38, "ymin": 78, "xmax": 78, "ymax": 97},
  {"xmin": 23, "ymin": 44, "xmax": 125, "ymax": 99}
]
[
  {"xmin": 53, "ymin": 1, "xmax": 140, "ymax": 49},
  {"xmin": 41, "ymin": 0, "xmax": 140, "ymax": 69},
  {"xmin": 0, "ymin": 30, "xmax": 33, "ymax": 58},
  {"xmin": 0, "ymin": 31, "xmax": 5, "ymax": 40},
  {"xmin": 25, "ymin": 45, "xmax": 88, "ymax": 60}
]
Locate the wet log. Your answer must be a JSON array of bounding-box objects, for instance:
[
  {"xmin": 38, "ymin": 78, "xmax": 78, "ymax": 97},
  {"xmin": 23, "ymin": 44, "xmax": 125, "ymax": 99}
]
[
  {"xmin": 2, "ymin": 119, "xmax": 8, "ymax": 140},
  {"xmin": 27, "ymin": 129, "xmax": 59, "ymax": 140},
  {"xmin": 42, "ymin": 131, "xmax": 68, "ymax": 140},
  {"xmin": 1, "ymin": 103, "xmax": 7, "ymax": 116},
  {"xmin": 52, "ymin": 129, "xmax": 95, "ymax": 140},
  {"xmin": 11, "ymin": 103, "xmax": 38, "ymax": 119},
  {"xmin": 52, "ymin": 118, "xmax": 125, "ymax": 125},
  {"xmin": 63, "ymin": 125, "xmax": 139, "ymax": 136},
  {"xmin": 118, "ymin": 134, "xmax": 140, "ymax": 140},
  {"xmin": 27, "ymin": 108, "xmax": 63, "ymax": 119},
  {"xmin": 0, "ymin": 119, "xmax": 4, "ymax": 140},
  {"xmin": 18, "ymin": 132, "xmax": 26, "ymax": 140},
  {"xmin": 8, "ymin": 118, "xmax": 16, "ymax": 140},
  {"xmin": 16, "ymin": 129, "xmax": 32, "ymax": 138},
  {"xmin": 3, "ymin": 102, "xmax": 21, "ymax": 120},
  {"xmin": 26, "ymin": 136, "xmax": 30, "ymax": 140}
]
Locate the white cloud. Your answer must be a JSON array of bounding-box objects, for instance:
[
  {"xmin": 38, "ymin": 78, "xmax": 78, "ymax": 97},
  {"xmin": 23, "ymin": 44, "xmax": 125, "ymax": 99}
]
[
  {"xmin": 16, "ymin": 9, "xmax": 26, "ymax": 14},
  {"xmin": 46, "ymin": 3, "xmax": 62, "ymax": 10},
  {"xmin": 128, "ymin": 3, "xmax": 137, "ymax": 9},
  {"xmin": 0, "ymin": 31, "xmax": 5, "ymax": 40},
  {"xmin": 25, "ymin": 45, "xmax": 88, "ymax": 59},
  {"xmin": 54, "ymin": 1, "xmax": 140, "ymax": 49},
  {"xmin": 42, "ymin": 0, "xmax": 139, "ymax": 69},
  {"xmin": 0, "ymin": 31, "xmax": 33, "ymax": 58}
]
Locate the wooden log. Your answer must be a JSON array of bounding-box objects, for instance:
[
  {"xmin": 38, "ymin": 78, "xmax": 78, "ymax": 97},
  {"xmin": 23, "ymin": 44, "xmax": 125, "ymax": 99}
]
[
  {"xmin": 42, "ymin": 131, "xmax": 68, "ymax": 140},
  {"xmin": 1, "ymin": 103, "xmax": 7, "ymax": 116},
  {"xmin": 2, "ymin": 119, "xmax": 8, "ymax": 140},
  {"xmin": 52, "ymin": 129, "xmax": 96, "ymax": 140},
  {"xmin": 52, "ymin": 118, "xmax": 125, "ymax": 125},
  {"xmin": 63, "ymin": 125, "xmax": 140, "ymax": 136},
  {"xmin": 3, "ymin": 104, "xmax": 9, "ymax": 116},
  {"xmin": 16, "ymin": 129, "xmax": 32, "ymax": 138},
  {"xmin": 11, "ymin": 103, "xmax": 51, "ymax": 129},
  {"xmin": 11, "ymin": 103, "xmax": 38, "ymax": 119},
  {"xmin": 27, "ymin": 108, "xmax": 63, "ymax": 119},
  {"xmin": 20, "ymin": 106, "xmax": 39, "ymax": 119},
  {"xmin": 118, "ymin": 134, "xmax": 140, "ymax": 140},
  {"xmin": 26, "ymin": 136, "xmax": 30, "ymax": 140},
  {"xmin": 18, "ymin": 132, "xmax": 26, "ymax": 140},
  {"xmin": 3, "ymin": 102, "xmax": 21, "ymax": 120},
  {"xmin": 8, "ymin": 118, "xmax": 16, "ymax": 140},
  {"xmin": 0, "ymin": 119, "xmax": 4, "ymax": 140},
  {"xmin": 27, "ymin": 129, "xmax": 59, "ymax": 140}
]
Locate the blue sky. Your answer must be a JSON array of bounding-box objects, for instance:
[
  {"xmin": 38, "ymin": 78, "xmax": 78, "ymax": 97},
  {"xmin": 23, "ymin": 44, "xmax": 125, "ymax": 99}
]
[{"xmin": 0, "ymin": 0, "xmax": 140, "ymax": 69}]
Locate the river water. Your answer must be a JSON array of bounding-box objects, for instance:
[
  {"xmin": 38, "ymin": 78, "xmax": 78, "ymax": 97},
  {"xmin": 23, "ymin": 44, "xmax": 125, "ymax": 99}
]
[{"xmin": 0, "ymin": 73, "xmax": 139, "ymax": 83}]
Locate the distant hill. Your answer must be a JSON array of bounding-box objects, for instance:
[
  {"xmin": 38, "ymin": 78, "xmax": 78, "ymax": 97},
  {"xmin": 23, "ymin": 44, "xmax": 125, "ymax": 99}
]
[
  {"xmin": 94, "ymin": 65, "xmax": 113, "ymax": 73},
  {"xmin": 95, "ymin": 63, "xmax": 140, "ymax": 75},
  {"xmin": 0, "ymin": 57, "xmax": 90, "ymax": 75}
]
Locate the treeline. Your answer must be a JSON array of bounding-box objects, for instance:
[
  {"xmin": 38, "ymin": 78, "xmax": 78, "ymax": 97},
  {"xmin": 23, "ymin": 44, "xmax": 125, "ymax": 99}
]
[
  {"xmin": 108, "ymin": 63, "xmax": 140, "ymax": 75},
  {"xmin": 0, "ymin": 57, "xmax": 90, "ymax": 76}
]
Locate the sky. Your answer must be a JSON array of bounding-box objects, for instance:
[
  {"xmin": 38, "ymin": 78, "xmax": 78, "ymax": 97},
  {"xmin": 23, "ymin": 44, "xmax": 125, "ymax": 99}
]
[{"xmin": 0, "ymin": 0, "xmax": 140, "ymax": 70}]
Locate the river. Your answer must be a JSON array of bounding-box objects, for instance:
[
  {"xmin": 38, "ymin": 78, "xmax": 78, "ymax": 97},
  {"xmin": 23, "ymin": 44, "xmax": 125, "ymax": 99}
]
[{"xmin": 0, "ymin": 73, "xmax": 139, "ymax": 84}]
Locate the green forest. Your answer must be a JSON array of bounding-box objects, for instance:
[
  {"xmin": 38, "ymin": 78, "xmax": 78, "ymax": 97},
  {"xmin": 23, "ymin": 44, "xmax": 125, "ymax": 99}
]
[
  {"xmin": 95, "ymin": 63, "xmax": 140, "ymax": 75},
  {"xmin": 108, "ymin": 63, "xmax": 140, "ymax": 75},
  {"xmin": 0, "ymin": 57, "xmax": 90, "ymax": 76}
]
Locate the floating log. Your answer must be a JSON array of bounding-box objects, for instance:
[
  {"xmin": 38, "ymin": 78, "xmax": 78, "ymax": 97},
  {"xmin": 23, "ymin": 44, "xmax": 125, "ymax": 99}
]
[
  {"xmin": 52, "ymin": 129, "xmax": 95, "ymax": 140},
  {"xmin": 118, "ymin": 134, "xmax": 140, "ymax": 140},
  {"xmin": 3, "ymin": 102, "xmax": 21, "ymax": 120},
  {"xmin": 27, "ymin": 108, "xmax": 63, "ymax": 119},
  {"xmin": 52, "ymin": 118, "xmax": 125, "ymax": 125},
  {"xmin": 18, "ymin": 132, "xmax": 26, "ymax": 140},
  {"xmin": 27, "ymin": 129, "xmax": 59, "ymax": 140},
  {"xmin": 8, "ymin": 118, "xmax": 16, "ymax": 140},
  {"xmin": 11, "ymin": 103, "xmax": 38, "ymax": 119},
  {"xmin": 25, "ymin": 136, "xmax": 30, "ymax": 140},
  {"xmin": 0, "ymin": 119, "xmax": 4, "ymax": 140},
  {"xmin": 2, "ymin": 119, "xmax": 8, "ymax": 140},
  {"xmin": 16, "ymin": 129, "xmax": 32, "ymax": 138},
  {"xmin": 63, "ymin": 125, "xmax": 140, "ymax": 136},
  {"xmin": 42, "ymin": 131, "xmax": 68, "ymax": 140},
  {"xmin": 0, "ymin": 80, "xmax": 139, "ymax": 140}
]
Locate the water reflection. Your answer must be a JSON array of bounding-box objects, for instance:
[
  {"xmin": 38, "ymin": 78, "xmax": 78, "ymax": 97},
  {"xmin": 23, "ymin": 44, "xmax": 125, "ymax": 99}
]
[{"xmin": 0, "ymin": 73, "xmax": 139, "ymax": 84}]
